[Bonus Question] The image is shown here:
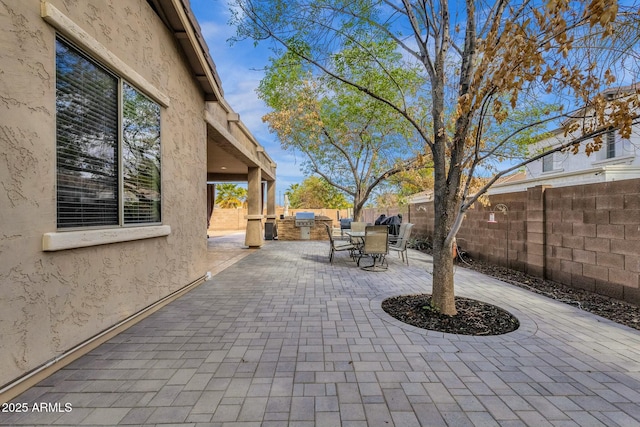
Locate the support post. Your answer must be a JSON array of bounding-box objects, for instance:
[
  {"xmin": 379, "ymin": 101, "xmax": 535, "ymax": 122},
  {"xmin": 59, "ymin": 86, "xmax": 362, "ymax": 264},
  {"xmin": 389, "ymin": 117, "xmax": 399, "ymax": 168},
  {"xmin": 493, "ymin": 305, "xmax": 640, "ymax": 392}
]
[
  {"xmin": 245, "ymin": 167, "xmax": 263, "ymax": 248},
  {"xmin": 265, "ymin": 180, "xmax": 277, "ymax": 240}
]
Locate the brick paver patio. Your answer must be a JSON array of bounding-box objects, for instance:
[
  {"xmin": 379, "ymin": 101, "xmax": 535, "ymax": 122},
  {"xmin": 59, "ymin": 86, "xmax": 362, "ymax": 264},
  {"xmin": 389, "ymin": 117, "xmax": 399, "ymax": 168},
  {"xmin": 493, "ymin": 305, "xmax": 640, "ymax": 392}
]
[{"xmin": 2, "ymin": 237, "xmax": 640, "ymax": 426}]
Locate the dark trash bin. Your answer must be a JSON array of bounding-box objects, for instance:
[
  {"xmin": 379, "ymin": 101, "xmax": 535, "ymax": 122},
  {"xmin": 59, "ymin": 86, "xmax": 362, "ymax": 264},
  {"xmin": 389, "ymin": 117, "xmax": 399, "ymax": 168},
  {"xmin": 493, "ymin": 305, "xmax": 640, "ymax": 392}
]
[
  {"xmin": 339, "ymin": 218, "xmax": 352, "ymax": 237},
  {"xmin": 265, "ymin": 222, "xmax": 278, "ymax": 240}
]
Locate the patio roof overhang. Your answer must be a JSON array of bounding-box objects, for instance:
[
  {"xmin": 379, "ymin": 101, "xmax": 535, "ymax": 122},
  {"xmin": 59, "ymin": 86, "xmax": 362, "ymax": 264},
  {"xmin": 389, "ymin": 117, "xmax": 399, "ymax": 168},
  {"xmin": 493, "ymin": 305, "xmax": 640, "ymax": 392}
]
[
  {"xmin": 147, "ymin": 0, "xmax": 224, "ymax": 102},
  {"xmin": 205, "ymin": 102, "xmax": 277, "ymax": 183},
  {"xmin": 147, "ymin": 0, "xmax": 277, "ymax": 183}
]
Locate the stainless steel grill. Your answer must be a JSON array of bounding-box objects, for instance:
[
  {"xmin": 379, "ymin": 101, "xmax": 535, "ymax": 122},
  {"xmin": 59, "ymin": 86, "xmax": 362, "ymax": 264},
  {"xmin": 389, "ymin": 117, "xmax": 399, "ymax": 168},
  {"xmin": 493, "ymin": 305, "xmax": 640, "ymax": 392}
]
[{"xmin": 294, "ymin": 212, "xmax": 315, "ymax": 227}]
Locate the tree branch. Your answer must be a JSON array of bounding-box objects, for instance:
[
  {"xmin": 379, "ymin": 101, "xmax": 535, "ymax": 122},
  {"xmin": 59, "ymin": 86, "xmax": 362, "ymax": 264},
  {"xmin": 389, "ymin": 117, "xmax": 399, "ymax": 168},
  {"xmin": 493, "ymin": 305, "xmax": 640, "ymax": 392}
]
[{"xmin": 461, "ymin": 114, "xmax": 640, "ymax": 212}]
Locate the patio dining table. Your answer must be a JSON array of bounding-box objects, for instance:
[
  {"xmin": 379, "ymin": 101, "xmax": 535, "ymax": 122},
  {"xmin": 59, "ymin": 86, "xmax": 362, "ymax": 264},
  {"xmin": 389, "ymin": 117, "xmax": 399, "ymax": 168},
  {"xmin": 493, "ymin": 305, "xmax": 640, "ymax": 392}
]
[
  {"xmin": 344, "ymin": 230, "xmax": 365, "ymax": 260},
  {"xmin": 344, "ymin": 230, "xmax": 365, "ymax": 245}
]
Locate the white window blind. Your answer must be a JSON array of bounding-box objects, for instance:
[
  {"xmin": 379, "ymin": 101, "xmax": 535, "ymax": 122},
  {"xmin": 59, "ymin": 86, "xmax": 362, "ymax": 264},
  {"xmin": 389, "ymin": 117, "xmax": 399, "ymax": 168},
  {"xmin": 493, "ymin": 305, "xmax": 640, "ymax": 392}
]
[
  {"xmin": 56, "ymin": 37, "xmax": 161, "ymax": 228},
  {"xmin": 56, "ymin": 38, "xmax": 119, "ymax": 228},
  {"xmin": 542, "ymin": 152, "xmax": 553, "ymax": 172}
]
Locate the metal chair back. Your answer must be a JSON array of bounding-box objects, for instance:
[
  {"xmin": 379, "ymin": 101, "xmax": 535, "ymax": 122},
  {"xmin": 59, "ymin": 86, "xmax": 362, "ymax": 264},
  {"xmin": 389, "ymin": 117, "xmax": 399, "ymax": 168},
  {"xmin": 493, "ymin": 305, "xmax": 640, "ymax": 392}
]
[
  {"xmin": 389, "ymin": 222, "xmax": 408, "ymax": 244},
  {"xmin": 390, "ymin": 223, "xmax": 414, "ymax": 264},
  {"xmin": 350, "ymin": 222, "xmax": 367, "ymax": 233},
  {"xmin": 324, "ymin": 223, "xmax": 355, "ymax": 264},
  {"xmin": 363, "ymin": 225, "xmax": 389, "ymax": 255}
]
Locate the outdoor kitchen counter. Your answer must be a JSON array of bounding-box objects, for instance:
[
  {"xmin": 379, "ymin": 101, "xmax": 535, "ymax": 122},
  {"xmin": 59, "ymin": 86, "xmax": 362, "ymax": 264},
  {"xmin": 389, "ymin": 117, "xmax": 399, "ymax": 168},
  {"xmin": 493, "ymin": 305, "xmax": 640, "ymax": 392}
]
[{"xmin": 277, "ymin": 215, "xmax": 333, "ymax": 240}]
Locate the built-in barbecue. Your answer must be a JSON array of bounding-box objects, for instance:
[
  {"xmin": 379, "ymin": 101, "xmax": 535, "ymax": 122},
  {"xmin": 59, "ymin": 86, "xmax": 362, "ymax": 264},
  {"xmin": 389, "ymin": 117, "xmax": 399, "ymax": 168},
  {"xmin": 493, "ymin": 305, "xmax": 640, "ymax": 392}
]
[
  {"xmin": 294, "ymin": 212, "xmax": 315, "ymax": 227},
  {"xmin": 277, "ymin": 212, "xmax": 333, "ymax": 241},
  {"xmin": 294, "ymin": 212, "xmax": 315, "ymax": 239}
]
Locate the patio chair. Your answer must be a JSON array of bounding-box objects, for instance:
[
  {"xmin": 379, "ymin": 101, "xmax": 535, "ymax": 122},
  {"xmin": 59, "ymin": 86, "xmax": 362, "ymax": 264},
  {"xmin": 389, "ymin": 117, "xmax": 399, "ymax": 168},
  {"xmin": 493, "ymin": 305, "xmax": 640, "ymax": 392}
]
[
  {"xmin": 357, "ymin": 225, "xmax": 389, "ymax": 271},
  {"xmin": 389, "ymin": 223, "xmax": 414, "ymax": 265},
  {"xmin": 325, "ymin": 223, "xmax": 356, "ymax": 264},
  {"xmin": 388, "ymin": 222, "xmax": 408, "ymax": 245},
  {"xmin": 349, "ymin": 222, "xmax": 368, "ymax": 233}
]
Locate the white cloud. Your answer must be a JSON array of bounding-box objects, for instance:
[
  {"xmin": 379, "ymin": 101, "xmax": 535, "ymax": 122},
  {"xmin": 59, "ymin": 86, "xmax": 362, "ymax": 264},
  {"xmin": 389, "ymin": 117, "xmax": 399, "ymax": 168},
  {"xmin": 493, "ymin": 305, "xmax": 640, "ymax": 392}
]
[{"xmin": 198, "ymin": 20, "xmax": 233, "ymax": 41}]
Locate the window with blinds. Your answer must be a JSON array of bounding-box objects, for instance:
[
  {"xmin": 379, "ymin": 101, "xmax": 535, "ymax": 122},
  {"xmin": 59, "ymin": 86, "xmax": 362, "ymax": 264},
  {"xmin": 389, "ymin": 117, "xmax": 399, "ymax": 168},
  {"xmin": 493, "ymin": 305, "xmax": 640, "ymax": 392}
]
[
  {"xmin": 122, "ymin": 83, "xmax": 161, "ymax": 224},
  {"xmin": 56, "ymin": 37, "xmax": 161, "ymax": 228},
  {"xmin": 606, "ymin": 130, "xmax": 617, "ymax": 159}
]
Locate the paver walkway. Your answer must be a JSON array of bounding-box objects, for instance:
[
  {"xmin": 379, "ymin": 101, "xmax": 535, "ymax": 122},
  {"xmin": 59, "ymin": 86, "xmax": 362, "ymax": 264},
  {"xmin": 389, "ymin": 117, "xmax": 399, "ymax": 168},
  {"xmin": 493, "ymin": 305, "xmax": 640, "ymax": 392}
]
[{"xmin": 2, "ymin": 238, "xmax": 640, "ymax": 426}]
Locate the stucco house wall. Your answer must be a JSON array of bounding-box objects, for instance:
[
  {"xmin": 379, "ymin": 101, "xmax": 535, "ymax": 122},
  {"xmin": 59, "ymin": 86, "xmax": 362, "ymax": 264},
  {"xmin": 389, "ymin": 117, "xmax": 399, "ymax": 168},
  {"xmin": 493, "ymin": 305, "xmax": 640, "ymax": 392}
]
[
  {"xmin": 0, "ymin": 0, "xmax": 209, "ymax": 389},
  {"xmin": 526, "ymin": 128, "xmax": 640, "ymax": 180},
  {"xmin": 490, "ymin": 95, "xmax": 640, "ymax": 195}
]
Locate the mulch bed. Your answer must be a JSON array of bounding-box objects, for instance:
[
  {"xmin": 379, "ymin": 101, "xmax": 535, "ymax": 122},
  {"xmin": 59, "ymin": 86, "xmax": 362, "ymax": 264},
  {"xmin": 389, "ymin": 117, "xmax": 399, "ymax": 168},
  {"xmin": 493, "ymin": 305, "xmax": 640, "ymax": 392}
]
[{"xmin": 381, "ymin": 294, "xmax": 520, "ymax": 335}]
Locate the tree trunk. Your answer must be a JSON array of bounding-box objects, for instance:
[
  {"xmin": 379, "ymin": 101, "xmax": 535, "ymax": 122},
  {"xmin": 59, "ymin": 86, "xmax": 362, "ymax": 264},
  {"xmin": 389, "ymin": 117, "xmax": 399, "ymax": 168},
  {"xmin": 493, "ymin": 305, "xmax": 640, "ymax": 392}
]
[
  {"xmin": 352, "ymin": 189, "xmax": 367, "ymax": 221},
  {"xmin": 431, "ymin": 234, "xmax": 456, "ymax": 315},
  {"xmin": 429, "ymin": 54, "xmax": 459, "ymax": 316},
  {"xmin": 352, "ymin": 200, "xmax": 363, "ymax": 221},
  {"xmin": 430, "ymin": 182, "xmax": 458, "ymax": 315}
]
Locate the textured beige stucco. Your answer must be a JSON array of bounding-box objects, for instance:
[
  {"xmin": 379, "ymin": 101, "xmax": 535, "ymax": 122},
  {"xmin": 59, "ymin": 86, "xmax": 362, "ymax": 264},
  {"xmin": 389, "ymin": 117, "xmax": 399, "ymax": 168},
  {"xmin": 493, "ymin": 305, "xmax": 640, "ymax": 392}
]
[{"xmin": 0, "ymin": 0, "xmax": 209, "ymax": 387}]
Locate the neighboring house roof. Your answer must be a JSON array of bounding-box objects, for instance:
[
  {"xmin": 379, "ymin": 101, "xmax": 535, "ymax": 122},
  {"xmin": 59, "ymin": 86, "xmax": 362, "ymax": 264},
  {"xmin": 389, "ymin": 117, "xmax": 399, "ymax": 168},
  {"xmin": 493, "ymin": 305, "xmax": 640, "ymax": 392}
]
[
  {"xmin": 413, "ymin": 85, "xmax": 640, "ymax": 200},
  {"xmin": 523, "ymin": 83, "xmax": 640, "ymax": 147},
  {"xmin": 558, "ymin": 83, "xmax": 639, "ymax": 133},
  {"xmin": 407, "ymin": 171, "xmax": 528, "ymax": 203},
  {"xmin": 494, "ymin": 171, "xmax": 526, "ymax": 185},
  {"xmin": 601, "ymin": 82, "xmax": 640, "ymax": 97},
  {"xmin": 485, "ymin": 84, "xmax": 640, "ymax": 194}
]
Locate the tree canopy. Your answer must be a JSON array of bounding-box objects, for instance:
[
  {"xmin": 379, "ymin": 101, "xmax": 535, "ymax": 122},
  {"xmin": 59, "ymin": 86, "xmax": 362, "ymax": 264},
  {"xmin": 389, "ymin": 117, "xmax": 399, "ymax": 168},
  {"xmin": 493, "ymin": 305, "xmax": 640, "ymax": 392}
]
[
  {"xmin": 215, "ymin": 183, "xmax": 247, "ymax": 209},
  {"xmin": 285, "ymin": 176, "xmax": 351, "ymax": 209},
  {"xmin": 257, "ymin": 41, "xmax": 424, "ymax": 220},
  {"xmin": 231, "ymin": 0, "xmax": 640, "ymax": 314}
]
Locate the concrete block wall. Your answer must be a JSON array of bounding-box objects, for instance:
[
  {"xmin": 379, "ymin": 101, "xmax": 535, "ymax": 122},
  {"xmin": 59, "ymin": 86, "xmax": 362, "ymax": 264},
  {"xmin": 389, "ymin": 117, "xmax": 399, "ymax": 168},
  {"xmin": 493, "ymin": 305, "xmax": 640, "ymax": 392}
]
[
  {"xmin": 361, "ymin": 207, "xmax": 408, "ymax": 224},
  {"xmin": 544, "ymin": 180, "xmax": 640, "ymax": 303},
  {"xmin": 406, "ymin": 178, "xmax": 640, "ymax": 305},
  {"xmin": 209, "ymin": 208, "xmax": 350, "ymax": 231},
  {"xmin": 407, "ymin": 204, "xmax": 434, "ymax": 238},
  {"xmin": 407, "ymin": 192, "xmax": 528, "ymax": 271},
  {"xmin": 457, "ymin": 191, "xmax": 528, "ymax": 272},
  {"xmin": 210, "ymin": 208, "xmax": 247, "ymax": 231}
]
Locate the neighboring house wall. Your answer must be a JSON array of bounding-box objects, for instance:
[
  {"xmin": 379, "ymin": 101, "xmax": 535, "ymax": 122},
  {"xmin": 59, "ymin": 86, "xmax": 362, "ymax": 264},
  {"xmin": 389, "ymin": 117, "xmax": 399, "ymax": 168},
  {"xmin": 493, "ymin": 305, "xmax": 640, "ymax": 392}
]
[
  {"xmin": 407, "ymin": 179, "xmax": 640, "ymax": 305},
  {"xmin": 527, "ymin": 128, "xmax": 639, "ymax": 179},
  {"xmin": 491, "ymin": 123, "xmax": 640, "ymax": 194},
  {"xmin": 0, "ymin": 1, "xmax": 209, "ymax": 389}
]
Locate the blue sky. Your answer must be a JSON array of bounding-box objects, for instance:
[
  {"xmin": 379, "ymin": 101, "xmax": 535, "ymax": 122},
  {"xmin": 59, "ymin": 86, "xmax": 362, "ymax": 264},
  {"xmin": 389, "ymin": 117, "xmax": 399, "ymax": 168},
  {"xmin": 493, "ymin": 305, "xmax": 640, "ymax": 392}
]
[{"xmin": 190, "ymin": 0, "xmax": 305, "ymax": 201}]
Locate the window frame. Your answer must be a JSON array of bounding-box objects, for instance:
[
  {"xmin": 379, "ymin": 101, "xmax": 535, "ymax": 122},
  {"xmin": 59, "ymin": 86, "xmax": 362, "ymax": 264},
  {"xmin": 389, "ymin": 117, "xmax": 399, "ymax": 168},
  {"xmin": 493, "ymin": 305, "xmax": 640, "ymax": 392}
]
[
  {"xmin": 42, "ymin": 3, "xmax": 172, "ymax": 251},
  {"xmin": 593, "ymin": 129, "xmax": 637, "ymax": 165},
  {"xmin": 55, "ymin": 36, "xmax": 162, "ymax": 230},
  {"xmin": 120, "ymin": 81, "xmax": 162, "ymax": 226},
  {"xmin": 540, "ymin": 146, "xmax": 563, "ymax": 174},
  {"xmin": 606, "ymin": 130, "xmax": 616, "ymax": 159},
  {"xmin": 542, "ymin": 151, "xmax": 554, "ymax": 172}
]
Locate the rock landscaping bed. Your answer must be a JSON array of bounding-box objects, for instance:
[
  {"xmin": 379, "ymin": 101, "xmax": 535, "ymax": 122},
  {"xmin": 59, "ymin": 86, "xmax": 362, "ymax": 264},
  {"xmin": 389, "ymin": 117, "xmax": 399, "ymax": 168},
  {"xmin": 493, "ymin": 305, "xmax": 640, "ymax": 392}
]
[
  {"xmin": 462, "ymin": 256, "xmax": 640, "ymax": 332},
  {"xmin": 381, "ymin": 247, "xmax": 640, "ymax": 335},
  {"xmin": 382, "ymin": 294, "xmax": 520, "ymax": 335}
]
